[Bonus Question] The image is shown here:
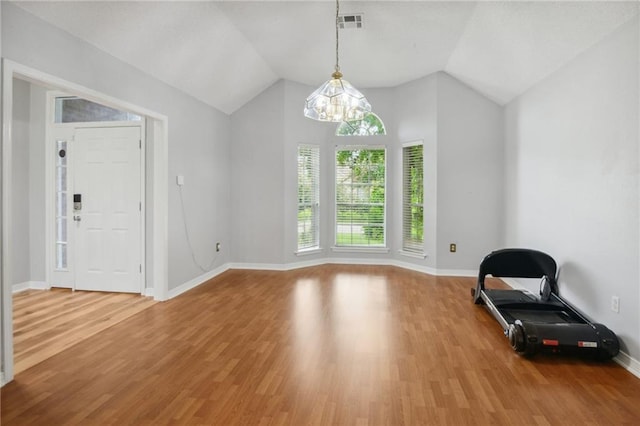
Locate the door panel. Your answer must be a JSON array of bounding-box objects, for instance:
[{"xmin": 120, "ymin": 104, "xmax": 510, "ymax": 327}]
[{"xmin": 74, "ymin": 127, "xmax": 141, "ymax": 293}]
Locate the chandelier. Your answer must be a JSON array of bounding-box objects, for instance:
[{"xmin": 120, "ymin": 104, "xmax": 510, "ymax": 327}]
[{"xmin": 303, "ymin": 0, "xmax": 372, "ymax": 122}]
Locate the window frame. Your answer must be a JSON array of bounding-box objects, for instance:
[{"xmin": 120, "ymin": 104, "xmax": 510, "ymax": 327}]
[
  {"xmin": 54, "ymin": 96, "xmax": 142, "ymax": 123},
  {"xmin": 333, "ymin": 145, "xmax": 388, "ymax": 251},
  {"xmin": 296, "ymin": 144, "xmax": 321, "ymax": 253},
  {"xmin": 401, "ymin": 140, "xmax": 425, "ymax": 256}
]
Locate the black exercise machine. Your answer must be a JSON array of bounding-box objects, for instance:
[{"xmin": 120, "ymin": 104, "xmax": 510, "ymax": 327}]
[{"xmin": 472, "ymin": 248, "xmax": 619, "ymax": 359}]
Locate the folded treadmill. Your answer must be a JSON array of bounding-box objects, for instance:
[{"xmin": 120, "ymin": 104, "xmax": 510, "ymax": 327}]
[{"xmin": 472, "ymin": 248, "xmax": 619, "ymax": 359}]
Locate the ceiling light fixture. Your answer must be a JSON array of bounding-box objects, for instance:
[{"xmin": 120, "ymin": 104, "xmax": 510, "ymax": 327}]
[{"xmin": 303, "ymin": 0, "xmax": 372, "ymax": 122}]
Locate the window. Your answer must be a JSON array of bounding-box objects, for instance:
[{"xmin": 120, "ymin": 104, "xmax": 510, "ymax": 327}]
[
  {"xmin": 54, "ymin": 96, "xmax": 141, "ymax": 123},
  {"xmin": 335, "ymin": 147, "xmax": 386, "ymax": 247},
  {"xmin": 297, "ymin": 145, "xmax": 320, "ymax": 251},
  {"xmin": 336, "ymin": 112, "xmax": 386, "ymax": 136},
  {"xmin": 55, "ymin": 140, "xmax": 69, "ymax": 269},
  {"xmin": 402, "ymin": 142, "xmax": 424, "ymax": 253}
]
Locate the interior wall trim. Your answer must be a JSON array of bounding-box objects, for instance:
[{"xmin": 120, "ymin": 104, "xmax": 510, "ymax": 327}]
[
  {"xmin": 614, "ymin": 351, "xmax": 640, "ymax": 380},
  {"xmin": 12, "ymin": 281, "xmax": 47, "ymax": 293},
  {"xmin": 167, "ymin": 264, "xmax": 231, "ymax": 300},
  {"xmin": 226, "ymin": 258, "xmax": 476, "ymax": 277}
]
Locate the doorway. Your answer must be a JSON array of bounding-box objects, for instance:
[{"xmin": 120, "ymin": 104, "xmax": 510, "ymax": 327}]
[
  {"xmin": 49, "ymin": 114, "xmax": 145, "ymax": 293},
  {"xmin": 2, "ymin": 61, "xmax": 170, "ymax": 385}
]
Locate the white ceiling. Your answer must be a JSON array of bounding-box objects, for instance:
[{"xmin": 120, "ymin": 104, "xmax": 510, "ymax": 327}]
[{"xmin": 13, "ymin": 1, "xmax": 639, "ymax": 114}]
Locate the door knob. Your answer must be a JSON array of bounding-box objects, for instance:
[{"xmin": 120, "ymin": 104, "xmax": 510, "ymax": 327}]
[{"xmin": 73, "ymin": 215, "xmax": 82, "ymax": 222}]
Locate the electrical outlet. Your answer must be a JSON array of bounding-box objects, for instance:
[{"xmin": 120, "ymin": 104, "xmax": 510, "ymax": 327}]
[
  {"xmin": 216, "ymin": 242, "xmax": 221, "ymax": 252},
  {"xmin": 176, "ymin": 175, "xmax": 185, "ymax": 186},
  {"xmin": 449, "ymin": 243, "xmax": 456, "ymax": 253},
  {"xmin": 611, "ymin": 296, "xmax": 620, "ymax": 313}
]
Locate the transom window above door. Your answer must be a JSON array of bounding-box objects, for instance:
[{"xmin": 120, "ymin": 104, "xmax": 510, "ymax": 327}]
[{"xmin": 54, "ymin": 96, "xmax": 142, "ymax": 123}]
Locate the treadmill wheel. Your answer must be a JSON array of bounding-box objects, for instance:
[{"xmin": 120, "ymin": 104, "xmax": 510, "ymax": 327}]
[{"xmin": 508, "ymin": 323, "xmax": 526, "ymax": 353}]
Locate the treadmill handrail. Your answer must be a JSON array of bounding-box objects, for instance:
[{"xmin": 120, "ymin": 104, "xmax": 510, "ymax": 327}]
[{"xmin": 474, "ymin": 248, "xmax": 558, "ymax": 304}]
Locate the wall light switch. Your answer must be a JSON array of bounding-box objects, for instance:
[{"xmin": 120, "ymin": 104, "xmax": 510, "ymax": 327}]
[
  {"xmin": 611, "ymin": 296, "xmax": 620, "ymax": 313},
  {"xmin": 176, "ymin": 175, "xmax": 185, "ymax": 186}
]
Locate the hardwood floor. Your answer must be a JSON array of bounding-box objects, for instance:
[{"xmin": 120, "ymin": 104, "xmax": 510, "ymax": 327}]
[
  {"xmin": 12, "ymin": 288, "xmax": 157, "ymax": 375},
  {"xmin": 3, "ymin": 265, "xmax": 640, "ymax": 425}
]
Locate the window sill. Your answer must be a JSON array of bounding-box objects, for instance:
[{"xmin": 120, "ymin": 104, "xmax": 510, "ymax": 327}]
[
  {"xmin": 398, "ymin": 250, "xmax": 427, "ymax": 260},
  {"xmin": 331, "ymin": 246, "xmax": 390, "ymax": 254},
  {"xmin": 295, "ymin": 248, "xmax": 323, "ymax": 256}
]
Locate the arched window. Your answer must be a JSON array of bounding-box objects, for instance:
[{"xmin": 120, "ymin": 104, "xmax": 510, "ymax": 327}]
[{"xmin": 336, "ymin": 112, "xmax": 386, "ymax": 136}]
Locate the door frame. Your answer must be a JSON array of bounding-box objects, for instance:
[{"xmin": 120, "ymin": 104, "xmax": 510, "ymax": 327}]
[
  {"xmin": 1, "ymin": 59, "xmax": 169, "ymax": 385},
  {"xmin": 46, "ymin": 106, "xmax": 146, "ymax": 294}
]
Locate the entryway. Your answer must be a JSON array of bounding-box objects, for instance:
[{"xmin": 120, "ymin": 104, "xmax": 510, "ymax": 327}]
[
  {"xmin": 49, "ymin": 122, "xmax": 144, "ymax": 294},
  {"xmin": 2, "ymin": 60, "xmax": 170, "ymax": 385}
]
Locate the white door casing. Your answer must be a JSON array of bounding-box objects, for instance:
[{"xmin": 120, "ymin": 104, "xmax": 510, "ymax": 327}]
[{"xmin": 73, "ymin": 127, "xmax": 142, "ymax": 293}]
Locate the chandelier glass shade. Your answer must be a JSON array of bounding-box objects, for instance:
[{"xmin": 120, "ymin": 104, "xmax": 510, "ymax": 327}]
[
  {"xmin": 303, "ymin": 0, "xmax": 372, "ymax": 122},
  {"xmin": 304, "ymin": 71, "xmax": 371, "ymax": 122}
]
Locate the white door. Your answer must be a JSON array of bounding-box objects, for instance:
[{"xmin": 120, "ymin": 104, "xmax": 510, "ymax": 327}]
[{"xmin": 72, "ymin": 127, "xmax": 142, "ymax": 293}]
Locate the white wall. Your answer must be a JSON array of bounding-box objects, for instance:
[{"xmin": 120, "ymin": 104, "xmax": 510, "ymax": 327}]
[
  {"xmin": 2, "ymin": 3, "xmax": 232, "ymax": 290},
  {"xmin": 166, "ymin": 94, "xmax": 230, "ymax": 287},
  {"xmin": 29, "ymin": 84, "xmax": 46, "ymax": 283},
  {"xmin": 230, "ymin": 80, "xmax": 286, "ymax": 264},
  {"xmin": 436, "ymin": 72, "xmax": 504, "ymax": 270},
  {"xmin": 11, "ymin": 79, "xmax": 30, "ymax": 285},
  {"xmin": 392, "ymin": 72, "xmax": 504, "ymax": 272},
  {"xmin": 10, "ymin": 79, "xmax": 47, "ymax": 287},
  {"xmin": 394, "ymin": 74, "xmax": 439, "ymax": 269},
  {"xmin": 504, "ymin": 17, "xmax": 640, "ymax": 359}
]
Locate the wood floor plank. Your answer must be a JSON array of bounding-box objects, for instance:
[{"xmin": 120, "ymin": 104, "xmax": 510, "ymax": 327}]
[
  {"xmin": 2, "ymin": 265, "xmax": 640, "ymax": 425},
  {"xmin": 12, "ymin": 288, "xmax": 157, "ymax": 375}
]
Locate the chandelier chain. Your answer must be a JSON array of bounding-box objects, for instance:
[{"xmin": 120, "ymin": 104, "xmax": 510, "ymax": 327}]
[{"xmin": 335, "ymin": 0, "xmax": 340, "ymax": 73}]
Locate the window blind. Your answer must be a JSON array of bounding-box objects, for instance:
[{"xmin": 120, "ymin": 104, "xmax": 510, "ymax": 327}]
[
  {"xmin": 335, "ymin": 147, "xmax": 386, "ymax": 247},
  {"xmin": 297, "ymin": 145, "xmax": 320, "ymax": 250},
  {"xmin": 402, "ymin": 142, "xmax": 424, "ymax": 253}
]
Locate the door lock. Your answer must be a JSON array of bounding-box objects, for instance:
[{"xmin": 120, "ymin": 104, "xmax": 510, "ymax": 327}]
[
  {"xmin": 74, "ymin": 194, "xmax": 82, "ymax": 211},
  {"xmin": 73, "ymin": 215, "xmax": 82, "ymax": 222}
]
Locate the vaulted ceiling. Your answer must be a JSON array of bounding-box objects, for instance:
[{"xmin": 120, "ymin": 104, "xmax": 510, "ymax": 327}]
[{"xmin": 14, "ymin": 1, "xmax": 639, "ymax": 114}]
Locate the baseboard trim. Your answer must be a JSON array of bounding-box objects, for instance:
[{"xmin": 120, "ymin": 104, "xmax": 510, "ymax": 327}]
[
  {"xmin": 12, "ymin": 281, "xmax": 48, "ymax": 293},
  {"xmin": 227, "ymin": 262, "xmax": 288, "ymax": 271},
  {"xmin": 168, "ymin": 264, "xmax": 231, "ymax": 299},
  {"xmin": 500, "ymin": 277, "xmax": 528, "ymax": 291},
  {"xmin": 1, "ymin": 372, "xmax": 6, "ymax": 387},
  {"xmin": 227, "ymin": 258, "xmax": 476, "ymax": 277},
  {"xmin": 432, "ymin": 268, "xmax": 478, "ymax": 277},
  {"xmin": 614, "ymin": 351, "xmax": 640, "ymax": 379},
  {"xmin": 12, "ymin": 282, "xmax": 30, "ymax": 293},
  {"xmin": 171, "ymin": 259, "xmax": 476, "ymax": 302},
  {"xmin": 385, "ymin": 258, "xmax": 438, "ymax": 276}
]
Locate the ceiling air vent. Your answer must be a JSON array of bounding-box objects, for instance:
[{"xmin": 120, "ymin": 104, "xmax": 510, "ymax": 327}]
[{"xmin": 338, "ymin": 13, "xmax": 364, "ymax": 30}]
